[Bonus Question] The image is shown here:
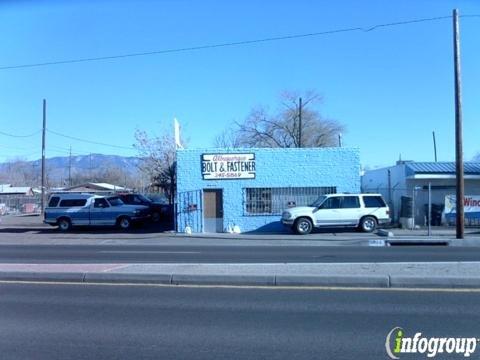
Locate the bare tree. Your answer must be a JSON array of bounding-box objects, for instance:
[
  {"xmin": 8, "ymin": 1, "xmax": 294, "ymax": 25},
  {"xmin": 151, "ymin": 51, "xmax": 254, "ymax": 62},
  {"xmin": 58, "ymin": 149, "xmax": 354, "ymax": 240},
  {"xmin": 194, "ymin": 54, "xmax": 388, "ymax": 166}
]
[
  {"xmin": 213, "ymin": 127, "xmax": 243, "ymax": 148},
  {"xmin": 134, "ymin": 129, "xmax": 178, "ymax": 204},
  {"xmin": 215, "ymin": 91, "xmax": 345, "ymax": 148},
  {"xmin": 0, "ymin": 158, "xmax": 37, "ymax": 186}
]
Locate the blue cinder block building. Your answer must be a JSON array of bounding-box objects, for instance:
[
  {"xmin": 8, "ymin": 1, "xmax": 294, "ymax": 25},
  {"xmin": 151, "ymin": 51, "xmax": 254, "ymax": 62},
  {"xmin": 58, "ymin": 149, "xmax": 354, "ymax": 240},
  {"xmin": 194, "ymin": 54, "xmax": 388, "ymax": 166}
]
[{"xmin": 176, "ymin": 147, "xmax": 360, "ymax": 233}]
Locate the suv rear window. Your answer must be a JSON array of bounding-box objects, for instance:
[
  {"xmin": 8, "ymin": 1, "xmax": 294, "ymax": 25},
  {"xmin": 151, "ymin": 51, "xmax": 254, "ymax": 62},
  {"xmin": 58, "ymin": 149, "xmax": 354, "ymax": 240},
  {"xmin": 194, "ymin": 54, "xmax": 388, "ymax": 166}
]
[
  {"xmin": 363, "ymin": 196, "xmax": 386, "ymax": 208},
  {"xmin": 59, "ymin": 199, "xmax": 87, "ymax": 207},
  {"xmin": 48, "ymin": 196, "xmax": 60, "ymax": 207}
]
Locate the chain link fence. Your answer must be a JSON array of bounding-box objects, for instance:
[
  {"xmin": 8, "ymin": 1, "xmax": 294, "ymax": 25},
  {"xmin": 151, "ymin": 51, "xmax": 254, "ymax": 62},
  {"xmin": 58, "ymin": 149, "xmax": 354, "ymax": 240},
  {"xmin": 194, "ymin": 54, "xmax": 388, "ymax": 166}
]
[
  {"xmin": 362, "ymin": 186, "xmax": 480, "ymax": 228},
  {"xmin": 0, "ymin": 195, "xmax": 41, "ymax": 216}
]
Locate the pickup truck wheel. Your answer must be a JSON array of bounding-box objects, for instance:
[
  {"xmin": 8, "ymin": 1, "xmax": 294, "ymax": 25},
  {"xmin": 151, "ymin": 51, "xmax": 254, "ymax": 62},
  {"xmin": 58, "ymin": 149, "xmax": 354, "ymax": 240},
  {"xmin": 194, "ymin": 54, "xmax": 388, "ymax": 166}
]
[
  {"xmin": 294, "ymin": 217, "xmax": 313, "ymax": 235},
  {"xmin": 118, "ymin": 216, "xmax": 131, "ymax": 230},
  {"xmin": 360, "ymin": 216, "xmax": 377, "ymax": 233},
  {"xmin": 151, "ymin": 211, "xmax": 161, "ymax": 223},
  {"xmin": 57, "ymin": 218, "xmax": 72, "ymax": 232}
]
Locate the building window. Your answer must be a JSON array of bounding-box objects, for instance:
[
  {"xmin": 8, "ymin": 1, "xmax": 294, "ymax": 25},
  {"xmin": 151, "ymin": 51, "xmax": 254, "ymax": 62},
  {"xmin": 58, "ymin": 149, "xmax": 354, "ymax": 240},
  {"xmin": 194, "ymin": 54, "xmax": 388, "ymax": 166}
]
[
  {"xmin": 245, "ymin": 188, "xmax": 272, "ymax": 214},
  {"xmin": 244, "ymin": 187, "xmax": 336, "ymax": 215}
]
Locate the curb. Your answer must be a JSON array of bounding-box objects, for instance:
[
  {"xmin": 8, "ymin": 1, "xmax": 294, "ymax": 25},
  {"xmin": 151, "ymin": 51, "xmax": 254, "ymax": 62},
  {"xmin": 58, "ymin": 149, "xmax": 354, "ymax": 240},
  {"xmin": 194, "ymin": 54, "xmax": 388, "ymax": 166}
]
[
  {"xmin": 387, "ymin": 239, "xmax": 450, "ymax": 246},
  {"xmin": 275, "ymin": 275, "xmax": 389, "ymax": 288},
  {"xmin": 389, "ymin": 276, "xmax": 480, "ymax": 289},
  {"xmin": 84, "ymin": 273, "xmax": 172, "ymax": 284},
  {"xmin": 172, "ymin": 274, "xmax": 275, "ymax": 286},
  {"xmin": 0, "ymin": 271, "xmax": 85, "ymax": 282},
  {"xmin": 2, "ymin": 271, "xmax": 480, "ymax": 289},
  {"xmin": 377, "ymin": 229, "xmax": 394, "ymax": 237}
]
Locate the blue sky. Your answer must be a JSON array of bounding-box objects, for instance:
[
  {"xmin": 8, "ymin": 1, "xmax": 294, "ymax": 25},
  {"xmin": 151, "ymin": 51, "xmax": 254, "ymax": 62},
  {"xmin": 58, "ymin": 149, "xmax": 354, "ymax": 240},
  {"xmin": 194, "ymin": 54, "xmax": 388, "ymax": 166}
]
[{"xmin": 0, "ymin": 0, "xmax": 479, "ymax": 168}]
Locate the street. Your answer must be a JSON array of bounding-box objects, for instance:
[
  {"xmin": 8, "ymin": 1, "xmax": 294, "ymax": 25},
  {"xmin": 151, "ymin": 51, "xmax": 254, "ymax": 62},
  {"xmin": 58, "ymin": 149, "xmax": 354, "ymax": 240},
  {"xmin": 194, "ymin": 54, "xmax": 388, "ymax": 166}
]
[
  {"xmin": 0, "ymin": 282, "xmax": 479, "ymax": 360},
  {"xmin": 0, "ymin": 244, "xmax": 479, "ymax": 263}
]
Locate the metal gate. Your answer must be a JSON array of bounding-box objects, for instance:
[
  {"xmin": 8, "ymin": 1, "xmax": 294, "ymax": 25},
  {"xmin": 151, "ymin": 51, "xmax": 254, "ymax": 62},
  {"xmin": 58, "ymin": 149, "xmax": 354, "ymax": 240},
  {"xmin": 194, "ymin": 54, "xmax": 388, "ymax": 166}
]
[{"xmin": 176, "ymin": 190, "xmax": 203, "ymax": 233}]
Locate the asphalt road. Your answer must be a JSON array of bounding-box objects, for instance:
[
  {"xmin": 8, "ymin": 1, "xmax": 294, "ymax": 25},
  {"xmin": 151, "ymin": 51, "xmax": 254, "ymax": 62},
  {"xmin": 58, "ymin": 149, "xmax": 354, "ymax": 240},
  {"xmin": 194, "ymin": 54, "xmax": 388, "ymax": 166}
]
[
  {"xmin": 0, "ymin": 244, "xmax": 479, "ymax": 263},
  {"xmin": 0, "ymin": 282, "xmax": 479, "ymax": 360}
]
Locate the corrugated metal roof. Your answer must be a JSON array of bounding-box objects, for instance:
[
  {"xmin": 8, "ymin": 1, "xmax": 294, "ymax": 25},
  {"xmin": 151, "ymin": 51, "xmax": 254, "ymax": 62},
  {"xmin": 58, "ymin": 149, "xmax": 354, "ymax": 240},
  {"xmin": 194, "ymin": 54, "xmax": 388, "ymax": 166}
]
[
  {"xmin": 406, "ymin": 162, "xmax": 480, "ymax": 174},
  {"xmin": 90, "ymin": 183, "xmax": 127, "ymax": 191},
  {"xmin": 0, "ymin": 186, "xmax": 33, "ymax": 195},
  {"xmin": 64, "ymin": 183, "xmax": 128, "ymax": 192}
]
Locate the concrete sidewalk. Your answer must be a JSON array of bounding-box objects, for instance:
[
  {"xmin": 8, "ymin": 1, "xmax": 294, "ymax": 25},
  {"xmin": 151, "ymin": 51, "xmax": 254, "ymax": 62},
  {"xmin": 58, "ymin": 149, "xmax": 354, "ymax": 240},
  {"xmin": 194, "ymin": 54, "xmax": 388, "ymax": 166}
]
[
  {"xmin": 387, "ymin": 227, "xmax": 480, "ymax": 237},
  {"xmin": 1, "ymin": 262, "xmax": 480, "ymax": 289}
]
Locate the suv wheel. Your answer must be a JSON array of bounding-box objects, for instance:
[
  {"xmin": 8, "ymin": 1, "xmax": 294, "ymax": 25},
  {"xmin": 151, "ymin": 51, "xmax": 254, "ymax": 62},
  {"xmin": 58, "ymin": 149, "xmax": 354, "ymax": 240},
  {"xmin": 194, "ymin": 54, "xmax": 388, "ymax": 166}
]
[
  {"xmin": 151, "ymin": 211, "xmax": 161, "ymax": 223},
  {"xmin": 295, "ymin": 217, "xmax": 313, "ymax": 235},
  {"xmin": 118, "ymin": 216, "xmax": 131, "ymax": 230},
  {"xmin": 360, "ymin": 216, "xmax": 377, "ymax": 233},
  {"xmin": 58, "ymin": 218, "xmax": 71, "ymax": 232}
]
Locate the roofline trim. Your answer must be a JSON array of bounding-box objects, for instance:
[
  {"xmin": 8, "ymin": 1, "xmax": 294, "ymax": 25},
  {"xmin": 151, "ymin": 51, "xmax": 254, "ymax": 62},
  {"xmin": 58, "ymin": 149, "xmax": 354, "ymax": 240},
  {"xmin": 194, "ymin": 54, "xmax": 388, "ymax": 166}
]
[{"xmin": 407, "ymin": 174, "xmax": 480, "ymax": 180}]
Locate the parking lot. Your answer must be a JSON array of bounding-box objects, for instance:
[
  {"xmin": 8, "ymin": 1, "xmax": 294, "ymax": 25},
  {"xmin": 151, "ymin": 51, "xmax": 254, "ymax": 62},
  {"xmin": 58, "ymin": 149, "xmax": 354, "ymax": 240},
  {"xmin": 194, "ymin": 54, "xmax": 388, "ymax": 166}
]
[
  {"xmin": 1, "ymin": 215, "xmax": 480, "ymax": 265},
  {"xmin": 0, "ymin": 214, "xmax": 392, "ymax": 245},
  {"xmin": 0, "ymin": 214, "xmax": 479, "ymax": 247}
]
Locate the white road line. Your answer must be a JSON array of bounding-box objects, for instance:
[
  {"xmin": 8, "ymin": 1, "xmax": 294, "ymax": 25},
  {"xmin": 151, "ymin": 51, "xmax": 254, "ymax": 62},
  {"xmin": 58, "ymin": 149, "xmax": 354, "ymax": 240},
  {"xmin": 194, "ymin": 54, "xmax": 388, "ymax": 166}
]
[{"xmin": 1, "ymin": 280, "xmax": 480, "ymax": 293}]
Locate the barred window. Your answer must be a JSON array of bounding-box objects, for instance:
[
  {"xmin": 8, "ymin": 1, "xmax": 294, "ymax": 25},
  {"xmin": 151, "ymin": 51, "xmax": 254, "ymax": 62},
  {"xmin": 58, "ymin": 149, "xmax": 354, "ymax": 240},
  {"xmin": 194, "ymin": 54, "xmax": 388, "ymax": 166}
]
[{"xmin": 244, "ymin": 187, "xmax": 336, "ymax": 215}]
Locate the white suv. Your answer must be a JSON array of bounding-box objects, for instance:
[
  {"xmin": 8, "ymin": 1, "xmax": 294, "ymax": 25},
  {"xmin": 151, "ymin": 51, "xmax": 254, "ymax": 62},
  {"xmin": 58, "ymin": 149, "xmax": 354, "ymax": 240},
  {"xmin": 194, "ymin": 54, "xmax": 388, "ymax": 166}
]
[{"xmin": 281, "ymin": 193, "xmax": 390, "ymax": 235}]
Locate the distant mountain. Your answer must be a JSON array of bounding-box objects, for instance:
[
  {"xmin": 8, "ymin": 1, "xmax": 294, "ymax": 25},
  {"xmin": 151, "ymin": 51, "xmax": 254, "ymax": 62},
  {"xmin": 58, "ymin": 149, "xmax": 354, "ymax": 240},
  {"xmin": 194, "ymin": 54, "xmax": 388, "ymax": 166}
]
[
  {"xmin": 44, "ymin": 154, "xmax": 140, "ymax": 174},
  {"xmin": 0, "ymin": 154, "xmax": 142, "ymax": 186}
]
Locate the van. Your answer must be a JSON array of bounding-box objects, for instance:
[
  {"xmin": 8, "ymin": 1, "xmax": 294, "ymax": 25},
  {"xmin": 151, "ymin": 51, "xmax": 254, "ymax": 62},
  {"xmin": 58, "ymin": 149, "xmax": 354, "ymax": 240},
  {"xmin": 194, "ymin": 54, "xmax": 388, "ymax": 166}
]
[
  {"xmin": 281, "ymin": 193, "xmax": 390, "ymax": 234},
  {"xmin": 44, "ymin": 193, "xmax": 150, "ymax": 231}
]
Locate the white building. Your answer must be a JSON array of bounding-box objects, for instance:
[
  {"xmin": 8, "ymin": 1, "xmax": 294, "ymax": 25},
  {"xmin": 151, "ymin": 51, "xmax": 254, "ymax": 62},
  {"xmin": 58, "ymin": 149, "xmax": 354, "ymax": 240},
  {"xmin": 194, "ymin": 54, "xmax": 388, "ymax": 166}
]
[{"xmin": 362, "ymin": 161, "xmax": 480, "ymax": 226}]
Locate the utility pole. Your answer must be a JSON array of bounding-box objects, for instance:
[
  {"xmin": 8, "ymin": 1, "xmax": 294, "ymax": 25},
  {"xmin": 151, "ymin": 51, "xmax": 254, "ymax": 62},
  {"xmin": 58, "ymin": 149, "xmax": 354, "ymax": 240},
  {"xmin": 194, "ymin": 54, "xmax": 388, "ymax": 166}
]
[
  {"xmin": 432, "ymin": 131, "xmax": 438, "ymax": 162},
  {"xmin": 298, "ymin": 97, "xmax": 302, "ymax": 148},
  {"xmin": 428, "ymin": 182, "xmax": 432, "ymax": 237},
  {"xmin": 338, "ymin": 134, "xmax": 343, "ymax": 147},
  {"xmin": 41, "ymin": 99, "xmax": 46, "ymax": 214},
  {"xmin": 68, "ymin": 146, "xmax": 72, "ymax": 186},
  {"xmin": 453, "ymin": 9, "xmax": 464, "ymax": 239},
  {"xmin": 387, "ymin": 169, "xmax": 392, "ymax": 208}
]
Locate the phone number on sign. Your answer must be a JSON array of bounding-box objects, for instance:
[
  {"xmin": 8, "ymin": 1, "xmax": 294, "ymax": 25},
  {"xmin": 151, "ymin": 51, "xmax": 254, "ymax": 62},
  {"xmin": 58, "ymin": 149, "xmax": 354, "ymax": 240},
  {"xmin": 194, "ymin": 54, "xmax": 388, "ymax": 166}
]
[{"xmin": 215, "ymin": 173, "xmax": 243, "ymax": 178}]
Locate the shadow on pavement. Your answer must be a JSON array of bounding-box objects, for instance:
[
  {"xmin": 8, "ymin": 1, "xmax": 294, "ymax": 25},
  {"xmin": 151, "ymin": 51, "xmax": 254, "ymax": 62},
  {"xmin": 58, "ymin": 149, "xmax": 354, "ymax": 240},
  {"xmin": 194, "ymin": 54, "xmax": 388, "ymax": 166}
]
[
  {"xmin": 243, "ymin": 226, "xmax": 363, "ymax": 235},
  {"xmin": 0, "ymin": 223, "xmax": 172, "ymax": 235}
]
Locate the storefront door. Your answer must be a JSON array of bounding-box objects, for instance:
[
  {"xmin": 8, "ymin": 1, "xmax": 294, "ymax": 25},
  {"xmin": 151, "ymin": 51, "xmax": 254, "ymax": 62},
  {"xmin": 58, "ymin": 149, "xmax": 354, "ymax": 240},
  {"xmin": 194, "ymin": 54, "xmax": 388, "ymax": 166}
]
[{"xmin": 203, "ymin": 189, "xmax": 223, "ymax": 232}]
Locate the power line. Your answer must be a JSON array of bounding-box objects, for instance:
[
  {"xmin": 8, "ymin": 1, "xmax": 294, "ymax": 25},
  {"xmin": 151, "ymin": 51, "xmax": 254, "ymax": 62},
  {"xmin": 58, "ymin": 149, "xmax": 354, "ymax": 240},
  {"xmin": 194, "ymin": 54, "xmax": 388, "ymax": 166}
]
[
  {"xmin": 1, "ymin": 14, "xmax": 477, "ymax": 71},
  {"xmin": 48, "ymin": 145, "xmax": 92, "ymax": 156},
  {"xmin": 47, "ymin": 129, "xmax": 136, "ymax": 151},
  {"xmin": 45, "ymin": 142, "xmax": 97, "ymax": 155},
  {"xmin": 0, "ymin": 144, "xmax": 39, "ymax": 159},
  {"xmin": 0, "ymin": 143, "xmax": 38, "ymax": 151},
  {"xmin": 0, "ymin": 151, "xmax": 39, "ymax": 159},
  {"xmin": 0, "ymin": 130, "xmax": 41, "ymax": 137}
]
